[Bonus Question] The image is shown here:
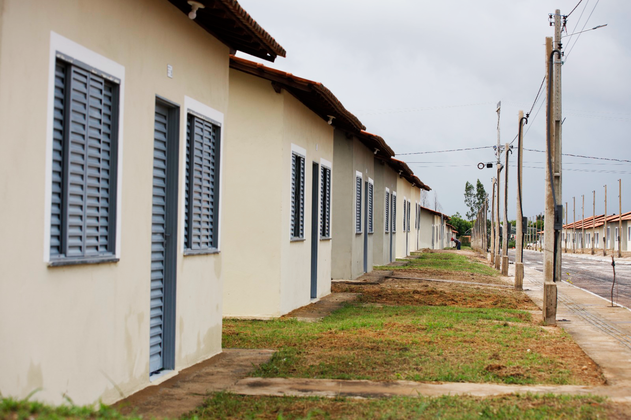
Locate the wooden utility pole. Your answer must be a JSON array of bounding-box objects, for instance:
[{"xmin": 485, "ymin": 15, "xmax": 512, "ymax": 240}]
[
  {"xmin": 604, "ymin": 185, "xmax": 608, "ymax": 256},
  {"xmin": 515, "ymin": 111, "xmax": 525, "ymax": 289},
  {"xmin": 495, "ymin": 102, "xmax": 502, "ymax": 270},
  {"xmin": 592, "ymin": 190, "xmax": 596, "ymax": 255},
  {"xmin": 619, "ymin": 179, "xmax": 622, "ymax": 258},
  {"xmin": 490, "ymin": 178, "xmax": 496, "ymax": 263},
  {"xmin": 543, "ymin": 9, "xmax": 563, "ymax": 325},
  {"xmin": 502, "ymin": 142, "xmax": 510, "ymax": 276},
  {"xmin": 582, "ymin": 195, "xmax": 585, "ymax": 253},
  {"xmin": 573, "ymin": 197, "xmax": 576, "ymax": 253}
]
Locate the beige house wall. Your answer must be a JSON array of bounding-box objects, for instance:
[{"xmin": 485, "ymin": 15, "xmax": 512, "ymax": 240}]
[
  {"xmin": 0, "ymin": 0, "xmax": 229, "ymax": 405},
  {"xmin": 372, "ymin": 161, "xmax": 397, "ymax": 265},
  {"xmin": 222, "ymin": 70, "xmax": 283, "ymax": 318},
  {"xmin": 331, "ymin": 131, "xmax": 375, "ymax": 280},
  {"xmin": 223, "ymin": 71, "xmax": 333, "ymax": 318},
  {"xmin": 280, "ymin": 93, "xmax": 334, "ymax": 314},
  {"xmin": 395, "ymin": 177, "xmax": 413, "ymax": 258},
  {"xmin": 419, "ymin": 208, "xmax": 434, "ymax": 249}
]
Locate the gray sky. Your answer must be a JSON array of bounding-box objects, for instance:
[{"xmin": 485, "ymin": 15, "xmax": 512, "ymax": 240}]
[{"xmin": 236, "ymin": 0, "xmax": 631, "ymax": 221}]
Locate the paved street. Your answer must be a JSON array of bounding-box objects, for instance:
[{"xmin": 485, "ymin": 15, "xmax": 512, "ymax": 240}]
[{"xmin": 509, "ymin": 249, "xmax": 631, "ymax": 308}]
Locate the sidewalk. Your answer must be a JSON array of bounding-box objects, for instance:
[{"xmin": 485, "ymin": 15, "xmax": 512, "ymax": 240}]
[{"xmin": 517, "ymin": 262, "xmax": 631, "ymax": 389}]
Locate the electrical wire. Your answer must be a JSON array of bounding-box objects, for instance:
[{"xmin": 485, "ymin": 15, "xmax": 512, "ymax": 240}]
[
  {"xmin": 510, "ymin": 76, "xmax": 546, "ymax": 146},
  {"xmin": 565, "ymin": 0, "xmax": 601, "ymax": 60},
  {"xmin": 523, "ymin": 149, "xmax": 631, "ymax": 163},
  {"xmin": 396, "ymin": 146, "xmax": 493, "ymax": 156},
  {"xmin": 567, "ymin": 0, "xmax": 584, "ymax": 17}
]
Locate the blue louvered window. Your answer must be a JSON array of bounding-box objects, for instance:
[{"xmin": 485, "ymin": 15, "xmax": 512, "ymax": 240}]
[
  {"xmin": 291, "ymin": 152, "xmax": 305, "ymax": 239},
  {"xmin": 367, "ymin": 181, "xmax": 374, "ymax": 234},
  {"xmin": 392, "ymin": 193, "xmax": 397, "ymax": 233},
  {"xmin": 50, "ymin": 58, "xmax": 119, "ymax": 263},
  {"xmin": 184, "ymin": 113, "xmax": 220, "ymax": 252},
  {"xmin": 355, "ymin": 175, "xmax": 362, "ymax": 233},
  {"xmin": 407, "ymin": 200, "xmax": 411, "ymax": 232},
  {"xmin": 385, "ymin": 190, "xmax": 390, "ymax": 233},
  {"xmin": 320, "ymin": 166, "xmax": 331, "ymax": 238}
]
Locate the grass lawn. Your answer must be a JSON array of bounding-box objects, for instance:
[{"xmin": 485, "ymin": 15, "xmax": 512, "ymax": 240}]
[
  {"xmin": 224, "ymin": 302, "xmax": 603, "ymax": 385},
  {"xmin": 188, "ymin": 392, "xmax": 613, "ymax": 420},
  {"xmin": 0, "ymin": 396, "xmax": 142, "ymax": 420}
]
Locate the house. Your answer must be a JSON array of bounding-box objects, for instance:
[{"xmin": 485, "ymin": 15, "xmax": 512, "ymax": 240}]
[
  {"xmin": 419, "ymin": 206, "xmax": 450, "ymax": 250},
  {"xmin": 389, "ymin": 159, "xmax": 430, "ymax": 258},
  {"xmin": 222, "ymin": 56, "xmax": 364, "ymax": 317},
  {"xmin": 372, "ymin": 147, "xmax": 401, "ymax": 266},
  {"xmin": 0, "ymin": 0, "xmax": 284, "ymax": 405},
  {"xmin": 562, "ymin": 212, "xmax": 631, "ymax": 252},
  {"xmin": 330, "ymin": 130, "xmax": 397, "ymax": 279}
]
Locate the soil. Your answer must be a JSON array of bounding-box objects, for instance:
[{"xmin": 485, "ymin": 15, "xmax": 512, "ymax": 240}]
[{"xmin": 333, "ymin": 279, "xmax": 537, "ymax": 310}]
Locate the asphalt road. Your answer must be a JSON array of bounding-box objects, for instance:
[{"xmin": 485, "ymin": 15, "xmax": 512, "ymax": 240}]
[{"xmin": 508, "ymin": 249, "xmax": 631, "ymax": 308}]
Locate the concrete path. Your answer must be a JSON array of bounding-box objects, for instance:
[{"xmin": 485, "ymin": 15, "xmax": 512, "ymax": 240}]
[
  {"xmin": 115, "ymin": 349, "xmax": 274, "ymax": 418},
  {"xmin": 228, "ymin": 377, "xmax": 631, "ymax": 403}
]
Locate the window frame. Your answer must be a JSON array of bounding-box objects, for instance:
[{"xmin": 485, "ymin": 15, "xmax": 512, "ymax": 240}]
[
  {"xmin": 367, "ymin": 178, "xmax": 374, "ymax": 234},
  {"xmin": 385, "ymin": 188, "xmax": 390, "ymax": 233},
  {"xmin": 183, "ymin": 110, "xmax": 222, "ymax": 255},
  {"xmin": 290, "ymin": 145, "xmax": 306, "ymax": 241},
  {"xmin": 392, "ymin": 191, "xmax": 397, "ymax": 233},
  {"xmin": 320, "ymin": 162, "xmax": 332, "ymax": 240},
  {"xmin": 355, "ymin": 171, "xmax": 363, "ymax": 234},
  {"xmin": 46, "ymin": 44, "xmax": 124, "ymax": 266}
]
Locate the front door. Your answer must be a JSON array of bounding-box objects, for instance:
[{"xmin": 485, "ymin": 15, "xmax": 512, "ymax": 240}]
[
  {"xmin": 363, "ymin": 181, "xmax": 368, "ymax": 273},
  {"xmin": 310, "ymin": 162, "xmax": 319, "ymax": 299},
  {"xmin": 150, "ymin": 100, "xmax": 179, "ymax": 374}
]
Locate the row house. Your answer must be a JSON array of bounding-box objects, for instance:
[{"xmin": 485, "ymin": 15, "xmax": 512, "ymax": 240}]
[
  {"xmin": 0, "ymin": 0, "xmax": 285, "ymax": 406},
  {"xmin": 563, "ymin": 212, "xmax": 631, "ymax": 252}
]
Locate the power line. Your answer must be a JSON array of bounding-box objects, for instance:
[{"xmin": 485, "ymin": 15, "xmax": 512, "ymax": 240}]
[
  {"xmin": 510, "ymin": 76, "xmax": 547, "ymax": 146},
  {"xmin": 523, "ymin": 148, "xmax": 631, "ymax": 163},
  {"xmin": 395, "ymin": 146, "xmax": 493, "ymax": 156},
  {"xmin": 565, "ymin": 0, "xmax": 601, "ymax": 60},
  {"xmin": 567, "ymin": 0, "xmax": 584, "ymax": 17}
]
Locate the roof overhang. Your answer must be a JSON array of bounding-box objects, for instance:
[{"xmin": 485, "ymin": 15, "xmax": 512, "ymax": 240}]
[
  {"xmin": 230, "ymin": 56, "xmax": 365, "ymax": 132},
  {"xmin": 168, "ymin": 0, "xmax": 286, "ymax": 62}
]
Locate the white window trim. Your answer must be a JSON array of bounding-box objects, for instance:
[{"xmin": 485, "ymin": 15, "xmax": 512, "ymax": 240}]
[
  {"xmin": 320, "ymin": 158, "xmax": 332, "ymax": 239},
  {"xmin": 392, "ymin": 191, "xmax": 397, "ymax": 233},
  {"xmin": 385, "ymin": 187, "xmax": 390, "ymax": 233},
  {"xmin": 181, "ymin": 96, "xmax": 225, "ymax": 254},
  {"xmin": 355, "ymin": 170, "xmax": 363, "ymax": 234},
  {"xmin": 44, "ymin": 32, "xmax": 126, "ymax": 263},
  {"xmin": 368, "ymin": 177, "xmax": 374, "ymax": 234},
  {"xmin": 290, "ymin": 144, "xmax": 306, "ymax": 240}
]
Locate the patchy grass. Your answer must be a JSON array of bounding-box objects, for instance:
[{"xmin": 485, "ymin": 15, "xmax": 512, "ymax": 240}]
[
  {"xmin": 188, "ymin": 392, "xmax": 612, "ymax": 420},
  {"xmin": 375, "ymin": 251, "xmax": 500, "ymax": 279},
  {"xmin": 332, "ymin": 280, "xmax": 536, "ymax": 310},
  {"xmin": 224, "ymin": 303, "xmax": 603, "ymax": 386},
  {"xmin": 0, "ymin": 395, "xmax": 141, "ymax": 419}
]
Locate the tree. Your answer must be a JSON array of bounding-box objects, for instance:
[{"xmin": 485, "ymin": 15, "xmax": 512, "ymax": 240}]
[
  {"xmin": 450, "ymin": 212, "xmax": 472, "ymax": 238},
  {"xmin": 464, "ymin": 179, "xmax": 487, "ymax": 220}
]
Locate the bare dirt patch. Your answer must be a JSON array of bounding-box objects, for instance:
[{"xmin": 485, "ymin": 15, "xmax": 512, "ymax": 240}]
[{"xmin": 333, "ymin": 279, "xmax": 537, "ymax": 310}]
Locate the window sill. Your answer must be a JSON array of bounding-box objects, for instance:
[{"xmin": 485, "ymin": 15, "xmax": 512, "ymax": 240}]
[
  {"xmin": 320, "ymin": 237, "xmax": 332, "ymax": 241},
  {"xmin": 184, "ymin": 248, "xmax": 220, "ymax": 256},
  {"xmin": 355, "ymin": 232, "xmax": 363, "ymax": 235},
  {"xmin": 48, "ymin": 256, "xmax": 119, "ymax": 267},
  {"xmin": 368, "ymin": 231, "xmax": 374, "ymax": 235},
  {"xmin": 291, "ymin": 238, "xmax": 306, "ymax": 242}
]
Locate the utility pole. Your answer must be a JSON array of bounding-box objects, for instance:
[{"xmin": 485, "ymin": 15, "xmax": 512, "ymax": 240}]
[
  {"xmin": 592, "ymin": 191, "xmax": 596, "ymax": 254},
  {"xmin": 502, "ymin": 142, "xmax": 510, "ymax": 276},
  {"xmin": 582, "ymin": 195, "xmax": 585, "ymax": 253},
  {"xmin": 543, "ymin": 9, "xmax": 563, "ymax": 326},
  {"xmin": 604, "ymin": 185, "xmax": 607, "ymax": 256},
  {"xmin": 515, "ymin": 111, "xmax": 526, "ymax": 289},
  {"xmin": 490, "ymin": 178, "xmax": 496, "ymax": 263},
  {"xmin": 573, "ymin": 197, "xmax": 576, "ymax": 253},
  {"xmin": 619, "ymin": 179, "xmax": 622, "ymax": 258},
  {"xmin": 495, "ymin": 101, "xmax": 502, "ymax": 270}
]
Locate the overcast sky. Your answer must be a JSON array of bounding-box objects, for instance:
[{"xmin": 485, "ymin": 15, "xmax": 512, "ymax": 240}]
[{"xmin": 236, "ymin": 0, "xmax": 631, "ymax": 221}]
